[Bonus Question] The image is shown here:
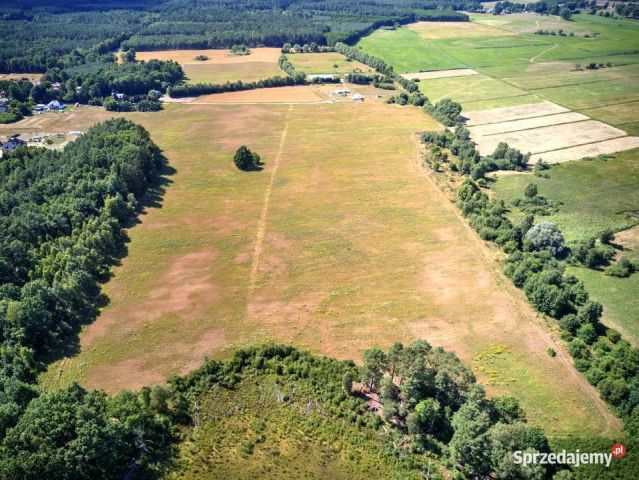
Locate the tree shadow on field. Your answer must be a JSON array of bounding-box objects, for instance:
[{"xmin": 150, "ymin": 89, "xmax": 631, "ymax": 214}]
[{"xmin": 43, "ymin": 158, "xmax": 177, "ymax": 364}]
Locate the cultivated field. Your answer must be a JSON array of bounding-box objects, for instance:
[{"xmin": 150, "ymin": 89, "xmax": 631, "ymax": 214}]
[
  {"xmin": 35, "ymin": 101, "xmax": 620, "ymax": 437},
  {"xmin": 359, "ymin": 13, "xmax": 639, "ymax": 162},
  {"xmin": 287, "ymin": 52, "xmax": 373, "ymax": 75},
  {"xmin": 463, "ymin": 100, "xmax": 639, "ymax": 162},
  {"xmin": 136, "ymin": 48, "xmax": 283, "ymax": 84},
  {"xmin": 491, "ymin": 149, "xmax": 639, "ymax": 343}
]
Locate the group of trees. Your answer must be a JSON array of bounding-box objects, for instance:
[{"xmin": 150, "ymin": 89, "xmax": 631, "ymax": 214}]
[
  {"xmin": 355, "ymin": 341, "xmax": 559, "ymax": 479},
  {"xmin": 421, "ymin": 120, "xmax": 639, "ymax": 438},
  {"xmin": 0, "ymin": 119, "xmax": 167, "ymax": 468},
  {"xmin": 491, "ymin": 0, "xmax": 594, "ymax": 16},
  {"xmin": 422, "ymin": 127, "xmax": 529, "ymax": 180},
  {"xmin": 0, "ymin": 78, "xmax": 32, "ymax": 124}
]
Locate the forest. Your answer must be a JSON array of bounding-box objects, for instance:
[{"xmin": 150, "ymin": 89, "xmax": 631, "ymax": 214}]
[{"xmin": 0, "ymin": 0, "xmax": 481, "ymax": 73}]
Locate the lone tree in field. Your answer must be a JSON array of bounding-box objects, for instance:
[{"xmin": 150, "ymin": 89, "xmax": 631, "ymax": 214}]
[{"xmin": 233, "ymin": 146, "xmax": 263, "ymax": 171}]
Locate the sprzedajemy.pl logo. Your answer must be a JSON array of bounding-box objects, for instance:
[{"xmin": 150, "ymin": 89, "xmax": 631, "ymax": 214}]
[{"xmin": 513, "ymin": 443, "xmax": 626, "ymax": 468}]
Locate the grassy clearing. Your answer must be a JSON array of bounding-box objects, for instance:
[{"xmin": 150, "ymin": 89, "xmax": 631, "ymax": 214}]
[
  {"xmin": 167, "ymin": 372, "xmax": 426, "ymax": 479},
  {"xmin": 136, "ymin": 48, "xmax": 283, "ymax": 84},
  {"xmin": 287, "ymin": 52, "xmax": 373, "ymax": 75},
  {"xmin": 356, "ymin": 28, "xmax": 464, "ymax": 72},
  {"xmin": 38, "ymin": 102, "xmax": 620, "ymax": 437},
  {"xmin": 491, "ymin": 149, "xmax": 639, "ymax": 343},
  {"xmin": 183, "ymin": 62, "xmax": 283, "ymax": 84}
]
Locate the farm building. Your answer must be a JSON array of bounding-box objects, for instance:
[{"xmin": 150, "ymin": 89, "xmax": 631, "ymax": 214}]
[
  {"xmin": 334, "ymin": 89, "xmax": 350, "ymax": 96},
  {"xmin": 47, "ymin": 100, "xmax": 65, "ymax": 110},
  {"xmin": 351, "ymin": 93, "xmax": 364, "ymax": 101},
  {"xmin": 1, "ymin": 137, "xmax": 26, "ymax": 151}
]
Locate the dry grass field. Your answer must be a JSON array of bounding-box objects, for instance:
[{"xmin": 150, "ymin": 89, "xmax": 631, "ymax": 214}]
[
  {"xmin": 400, "ymin": 68, "xmax": 478, "ymax": 80},
  {"xmin": 34, "ymin": 100, "xmax": 621, "ymax": 437},
  {"xmin": 196, "ymin": 85, "xmax": 328, "ymax": 103},
  {"xmin": 0, "ymin": 73, "xmax": 42, "ymax": 83},
  {"xmin": 408, "ymin": 20, "xmax": 514, "ymax": 39},
  {"xmin": 136, "ymin": 48, "xmax": 283, "ymax": 84}
]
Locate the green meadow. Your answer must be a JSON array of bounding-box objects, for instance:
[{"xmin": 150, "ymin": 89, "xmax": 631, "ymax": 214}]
[{"xmin": 491, "ymin": 149, "xmax": 639, "ymax": 344}]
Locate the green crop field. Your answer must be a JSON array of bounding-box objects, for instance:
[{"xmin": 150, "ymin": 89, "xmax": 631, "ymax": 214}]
[
  {"xmin": 418, "ymin": 74, "xmax": 531, "ymax": 109},
  {"xmin": 31, "ymin": 101, "xmax": 620, "ymax": 437},
  {"xmin": 359, "ymin": 13, "xmax": 639, "ymax": 124},
  {"xmin": 491, "ymin": 149, "xmax": 639, "ymax": 344},
  {"xmin": 355, "ymin": 28, "xmax": 464, "ymax": 72}
]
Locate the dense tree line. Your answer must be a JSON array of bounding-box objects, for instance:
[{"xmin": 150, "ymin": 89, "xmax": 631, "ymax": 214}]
[
  {"xmin": 421, "ymin": 124, "xmax": 639, "ymax": 441},
  {"xmin": 167, "ymin": 74, "xmax": 304, "ymax": 98},
  {"xmin": 615, "ymin": 2, "xmax": 639, "ymax": 18},
  {"xmin": 277, "ymin": 54, "xmax": 307, "ymax": 83},
  {"xmin": 0, "ymin": 119, "xmax": 165, "ymax": 444},
  {"xmin": 492, "ymin": 0, "xmax": 595, "ymax": 15}
]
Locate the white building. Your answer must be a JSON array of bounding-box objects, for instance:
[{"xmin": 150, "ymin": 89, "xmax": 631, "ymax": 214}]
[{"xmin": 351, "ymin": 93, "xmax": 364, "ymax": 101}]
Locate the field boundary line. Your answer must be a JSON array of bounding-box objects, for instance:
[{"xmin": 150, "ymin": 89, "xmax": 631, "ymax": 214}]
[
  {"xmin": 531, "ymin": 133, "xmax": 629, "ymax": 155},
  {"xmin": 479, "ymin": 118, "xmax": 590, "ymax": 137},
  {"xmin": 246, "ymin": 105, "xmax": 293, "ymax": 303}
]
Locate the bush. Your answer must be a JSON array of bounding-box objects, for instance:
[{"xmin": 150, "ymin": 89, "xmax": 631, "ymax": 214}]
[{"xmin": 605, "ymin": 258, "xmax": 636, "ymax": 277}]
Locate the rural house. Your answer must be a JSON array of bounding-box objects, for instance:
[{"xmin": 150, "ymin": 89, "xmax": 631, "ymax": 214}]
[{"xmin": 1, "ymin": 137, "xmax": 26, "ymax": 151}]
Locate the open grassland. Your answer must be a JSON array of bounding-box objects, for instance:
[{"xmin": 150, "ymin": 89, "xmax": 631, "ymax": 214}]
[
  {"xmin": 287, "ymin": 52, "xmax": 372, "ymax": 75},
  {"xmin": 491, "ymin": 149, "xmax": 639, "ymax": 342},
  {"xmin": 136, "ymin": 48, "xmax": 283, "ymax": 84},
  {"xmin": 37, "ymin": 101, "xmax": 621, "ymax": 437}
]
